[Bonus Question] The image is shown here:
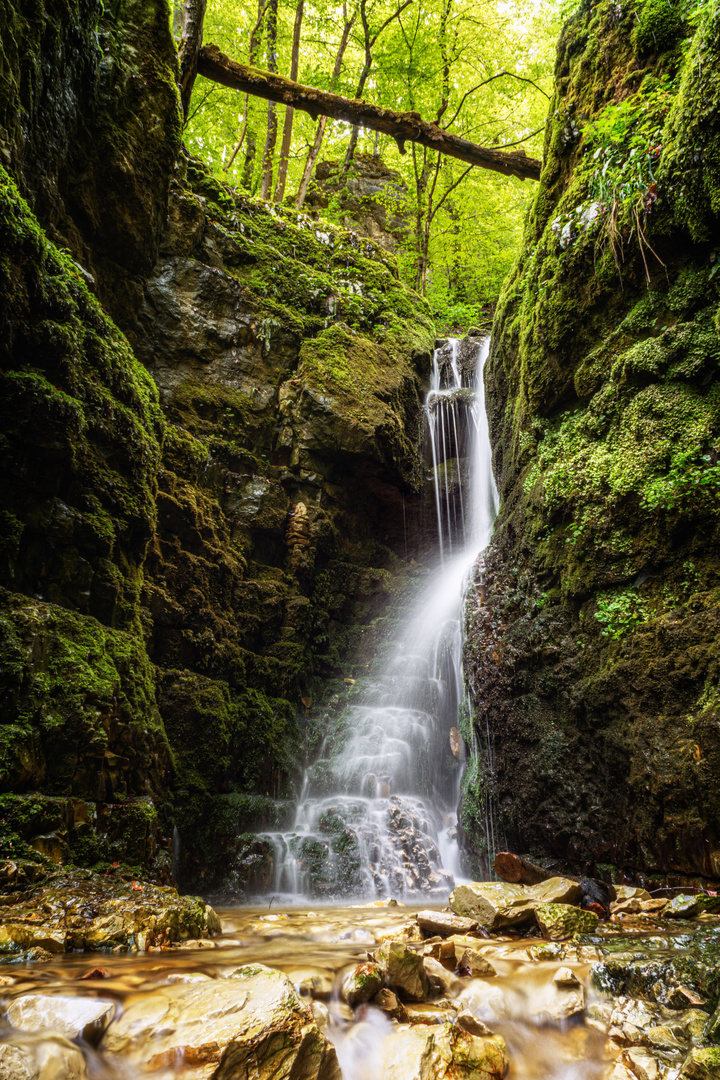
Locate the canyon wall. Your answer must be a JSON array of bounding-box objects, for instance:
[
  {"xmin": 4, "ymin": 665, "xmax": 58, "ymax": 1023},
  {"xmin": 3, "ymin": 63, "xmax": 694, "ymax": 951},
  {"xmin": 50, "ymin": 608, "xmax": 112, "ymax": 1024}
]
[
  {"xmin": 0, "ymin": 0, "xmax": 434, "ymax": 889},
  {"xmin": 465, "ymin": 0, "xmax": 720, "ymax": 885}
]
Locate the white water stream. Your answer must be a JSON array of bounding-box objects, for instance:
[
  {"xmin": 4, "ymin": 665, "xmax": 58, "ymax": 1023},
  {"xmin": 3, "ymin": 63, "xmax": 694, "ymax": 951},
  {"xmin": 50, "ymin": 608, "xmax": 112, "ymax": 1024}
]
[{"xmin": 262, "ymin": 337, "xmax": 498, "ymax": 900}]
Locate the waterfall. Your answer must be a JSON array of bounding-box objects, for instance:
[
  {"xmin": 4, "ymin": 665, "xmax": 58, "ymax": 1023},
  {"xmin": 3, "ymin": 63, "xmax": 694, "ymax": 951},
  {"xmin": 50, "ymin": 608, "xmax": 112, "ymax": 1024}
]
[{"xmin": 261, "ymin": 337, "xmax": 498, "ymax": 900}]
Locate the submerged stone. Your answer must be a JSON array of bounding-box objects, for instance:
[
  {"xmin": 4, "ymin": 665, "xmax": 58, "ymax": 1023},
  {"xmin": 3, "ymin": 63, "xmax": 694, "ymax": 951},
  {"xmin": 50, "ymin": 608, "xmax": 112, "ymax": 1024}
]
[{"xmin": 535, "ymin": 903, "xmax": 599, "ymax": 940}]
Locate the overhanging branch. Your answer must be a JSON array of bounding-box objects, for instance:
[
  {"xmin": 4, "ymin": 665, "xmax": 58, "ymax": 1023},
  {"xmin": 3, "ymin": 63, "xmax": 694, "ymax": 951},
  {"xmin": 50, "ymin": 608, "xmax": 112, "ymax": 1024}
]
[{"xmin": 197, "ymin": 44, "xmax": 543, "ymax": 182}]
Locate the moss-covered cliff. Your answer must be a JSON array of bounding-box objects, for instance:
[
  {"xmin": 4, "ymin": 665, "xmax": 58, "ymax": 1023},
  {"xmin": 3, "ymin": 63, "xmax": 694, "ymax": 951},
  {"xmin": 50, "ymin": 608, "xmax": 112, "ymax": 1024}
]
[
  {"xmin": 464, "ymin": 0, "xmax": 720, "ymax": 885},
  {"xmin": 0, "ymin": 0, "xmax": 435, "ymax": 890}
]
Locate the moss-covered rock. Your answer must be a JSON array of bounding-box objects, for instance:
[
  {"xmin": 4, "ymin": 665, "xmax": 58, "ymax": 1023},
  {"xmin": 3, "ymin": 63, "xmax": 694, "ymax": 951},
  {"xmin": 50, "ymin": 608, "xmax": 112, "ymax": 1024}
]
[{"xmin": 464, "ymin": 0, "xmax": 720, "ymax": 884}]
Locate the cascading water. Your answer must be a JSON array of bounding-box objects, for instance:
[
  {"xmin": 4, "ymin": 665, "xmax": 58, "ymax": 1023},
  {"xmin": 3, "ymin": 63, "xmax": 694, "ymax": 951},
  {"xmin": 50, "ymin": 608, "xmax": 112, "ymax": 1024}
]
[{"xmin": 261, "ymin": 337, "xmax": 498, "ymax": 900}]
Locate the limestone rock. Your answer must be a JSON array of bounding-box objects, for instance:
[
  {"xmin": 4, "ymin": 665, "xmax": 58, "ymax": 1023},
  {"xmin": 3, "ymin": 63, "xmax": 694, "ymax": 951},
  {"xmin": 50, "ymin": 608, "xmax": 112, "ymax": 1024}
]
[
  {"xmin": 416, "ymin": 910, "xmax": 479, "ymax": 937},
  {"xmin": 614, "ymin": 887, "xmax": 652, "ymax": 902},
  {"xmin": 381, "ymin": 1022, "xmax": 508, "ymax": 1079},
  {"xmin": 664, "ymin": 894, "xmax": 720, "ymax": 918},
  {"xmin": 449, "ymin": 877, "xmax": 582, "ymax": 931},
  {"xmin": 456, "ymin": 1011, "xmax": 494, "ymax": 1037},
  {"xmin": 102, "ymin": 963, "xmax": 341, "ymax": 1079},
  {"xmin": 618, "ymin": 1049, "xmax": 660, "ymax": 1080},
  {"xmin": 373, "ymin": 988, "xmax": 409, "ymax": 1022},
  {"xmin": 0, "ymin": 1038, "xmax": 88, "ymax": 1080},
  {"xmin": 376, "ymin": 942, "xmax": 429, "ymax": 1002},
  {"xmin": 611, "ymin": 898, "xmax": 668, "ymax": 917},
  {"xmin": 342, "ymin": 963, "xmax": 384, "ymax": 1006},
  {"xmin": 457, "ymin": 949, "xmax": 496, "ymax": 978},
  {"xmin": 6, "ymin": 994, "xmax": 115, "ymax": 1046},
  {"xmin": 535, "ymin": 903, "xmax": 599, "ymax": 940},
  {"xmin": 423, "ymin": 956, "xmax": 462, "ymax": 996},
  {"xmin": 552, "ymin": 967, "xmax": 581, "ymax": 987}
]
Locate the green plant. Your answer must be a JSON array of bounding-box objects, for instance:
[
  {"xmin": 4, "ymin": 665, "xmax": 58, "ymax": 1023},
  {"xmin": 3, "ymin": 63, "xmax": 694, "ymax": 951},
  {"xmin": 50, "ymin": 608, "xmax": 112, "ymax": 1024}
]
[{"xmin": 594, "ymin": 587, "xmax": 648, "ymax": 639}]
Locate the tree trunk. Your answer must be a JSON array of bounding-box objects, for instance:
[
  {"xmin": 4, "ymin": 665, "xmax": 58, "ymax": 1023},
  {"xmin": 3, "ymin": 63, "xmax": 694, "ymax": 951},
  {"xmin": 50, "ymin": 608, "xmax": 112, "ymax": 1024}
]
[
  {"xmin": 241, "ymin": 0, "xmax": 267, "ymax": 191},
  {"xmin": 178, "ymin": 0, "xmax": 207, "ymax": 118},
  {"xmin": 260, "ymin": 0, "xmax": 279, "ymax": 200},
  {"xmin": 295, "ymin": 6, "xmax": 357, "ymax": 209},
  {"xmin": 274, "ymin": 0, "xmax": 304, "ymax": 202},
  {"xmin": 198, "ymin": 45, "xmax": 542, "ymax": 181}
]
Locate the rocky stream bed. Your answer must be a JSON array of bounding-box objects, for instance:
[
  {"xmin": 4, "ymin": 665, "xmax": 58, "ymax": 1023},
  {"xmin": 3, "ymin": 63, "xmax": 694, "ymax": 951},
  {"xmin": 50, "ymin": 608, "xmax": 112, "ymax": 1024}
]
[{"xmin": 0, "ymin": 870, "xmax": 719, "ymax": 1079}]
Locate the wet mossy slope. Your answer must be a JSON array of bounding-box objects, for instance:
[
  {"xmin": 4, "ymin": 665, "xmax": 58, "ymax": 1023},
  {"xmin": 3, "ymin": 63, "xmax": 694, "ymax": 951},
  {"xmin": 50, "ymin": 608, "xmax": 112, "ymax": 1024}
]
[{"xmin": 464, "ymin": 0, "xmax": 720, "ymax": 884}]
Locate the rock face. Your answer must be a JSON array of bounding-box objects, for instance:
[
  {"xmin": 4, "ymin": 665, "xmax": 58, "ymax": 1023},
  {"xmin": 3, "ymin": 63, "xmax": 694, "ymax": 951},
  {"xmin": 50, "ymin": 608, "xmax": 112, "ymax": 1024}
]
[
  {"xmin": 307, "ymin": 155, "xmax": 409, "ymax": 252},
  {"xmin": 102, "ymin": 964, "xmax": 341, "ymax": 1079},
  {"xmin": 0, "ymin": 0, "xmax": 435, "ymax": 890},
  {"xmin": 463, "ymin": 0, "xmax": 720, "ymax": 883}
]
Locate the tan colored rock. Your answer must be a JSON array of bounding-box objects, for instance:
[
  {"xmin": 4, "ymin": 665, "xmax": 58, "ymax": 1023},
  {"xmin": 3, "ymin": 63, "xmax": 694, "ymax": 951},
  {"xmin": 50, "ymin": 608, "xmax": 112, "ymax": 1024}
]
[
  {"xmin": 449, "ymin": 877, "xmax": 582, "ymax": 931},
  {"xmin": 614, "ymin": 887, "xmax": 651, "ymax": 902},
  {"xmin": 287, "ymin": 967, "xmax": 334, "ymax": 1000},
  {"xmin": 456, "ymin": 1011, "xmax": 494, "ymax": 1037},
  {"xmin": 311, "ymin": 1001, "xmax": 330, "ymax": 1031},
  {"xmin": 378, "ymin": 923, "xmax": 426, "ymax": 944},
  {"xmin": 103, "ymin": 963, "xmax": 341, "ymax": 1079},
  {"xmin": 458, "ymin": 949, "xmax": 496, "ymax": 978},
  {"xmin": 342, "ymin": 963, "xmax": 384, "ymax": 1006},
  {"xmin": 376, "ymin": 942, "xmax": 429, "ymax": 1002},
  {"xmin": 0, "ymin": 1037, "xmax": 88, "ymax": 1080},
  {"xmin": 620, "ymin": 1048, "xmax": 659, "ymax": 1080},
  {"xmin": 553, "ymin": 967, "xmax": 581, "ymax": 987},
  {"xmin": 611, "ymin": 898, "xmax": 668, "ymax": 917},
  {"xmin": 416, "ymin": 910, "xmax": 479, "ymax": 937},
  {"xmin": 381, "ymin": 1023, "xmax": 508, "ymax": 1079},
  {"xmin": 6, "ymin": 995, "xmax": 115, "ymax": 1046},
  {"xmin": 423, "ymin": 956, "xmax": 462, "ymax": 997},
  {"xmin": 373, "ymin": 988, "xmax": 409, "ymax": 1022}
]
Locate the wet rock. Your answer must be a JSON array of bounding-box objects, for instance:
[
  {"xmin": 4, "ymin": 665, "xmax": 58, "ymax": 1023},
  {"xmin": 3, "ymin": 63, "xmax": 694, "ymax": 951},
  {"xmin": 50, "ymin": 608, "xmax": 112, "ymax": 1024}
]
[
  {"xmin": 288, "ymin": 967, "xmax": 334, "ymax": 1000},
  {"xmin": 6, "ymin": 994, "xmax": 115, "ymax": 1046},
  {"xmin": 376, "ymin": 942, "xmax": 429, "ymax": 1002},
  {"xmin": 373, "ymin": 988, "xmax": 409, "ymax": 1022},
  {"xmin": 615, "ymin": 887, "xmax": 652, "ymax": 903},
  {"xmin": 544, "ymin": 978, "xmax": 585, "ymax": 1021},
  {"xmin": 618, "ymin": 1048, "xmax": 660, "ymax": 1080},
  {"xmin": 103, "ymin": 963, "xmax": 341, "ymax": 1079},
  {"xmin": 553, "ymin": 967, "xmax": 581, "ymax": 987},
  {"xmin": 612, "ymin": 898, "xmax": 669, "ymax": 917},
  {"xmin": 703, "ymin": 1000, "xmax": 720, "ymax": 1044},
  {"xmin": 591, "ymin": 925, "xmax": 720, "ymax": 1006},
  {"xmin": 381, "ymin": 1022, "xmax": 508, "ymax": 1079},
  {"xmin": 678, "ymin": 1047, "xmax": 720, "ymax": 1078},
  {"xmin": 311, "ymin": 1001, "xmax": 330, "ymax": 1031},
  {"xmin": 664, "ymin": 985, "xmax": 706, "ymax": 1010},
  {"xmin": 535, "ymin": 903, "xmax": 599, "ymax": 939},
  {"xmin": 449, "ymin": 877, "xmax": 581, "ymax": 931},
  {"xmin": 342, "ymin": 963, "xmax": 384, "ymax": 1006},
  {"xmin": 457, "ymin": 949, "xmax": 496, "ymax": 978},
  {"xmin": 423, "ymin": 957, "xmax": 462, "ymax": 996},
  {"xmin": 456, "ymin": 1011, "xmax": 494, "ymax": 1037},
  {"xmin": 664, "ymin": 895, "xmax": 720, "ymax": 918},
  {"xmin": 0, "ymin": 1037, "xmax": 88, "ymax": 1079},
  {"xmin": 416, "ymin": 910, "xmax": 479, "ymax": 937}
]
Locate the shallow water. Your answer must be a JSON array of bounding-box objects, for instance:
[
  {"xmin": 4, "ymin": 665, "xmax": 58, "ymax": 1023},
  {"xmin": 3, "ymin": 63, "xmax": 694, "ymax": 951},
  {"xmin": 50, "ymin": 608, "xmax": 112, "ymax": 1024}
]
[{"xmin": 0, "ymin": 904, "xmax": 617, "ymax": 1079}]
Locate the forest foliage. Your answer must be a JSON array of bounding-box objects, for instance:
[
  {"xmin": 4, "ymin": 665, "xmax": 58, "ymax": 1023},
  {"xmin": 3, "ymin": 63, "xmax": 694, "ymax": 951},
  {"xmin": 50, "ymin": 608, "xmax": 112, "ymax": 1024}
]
[{"xmin": 181, "ymin": 0, "xmax": 561, "ymax": 330}]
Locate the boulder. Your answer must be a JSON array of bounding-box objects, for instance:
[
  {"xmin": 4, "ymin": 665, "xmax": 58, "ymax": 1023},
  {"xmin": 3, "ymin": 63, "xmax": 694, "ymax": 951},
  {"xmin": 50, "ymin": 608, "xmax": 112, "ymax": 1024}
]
[
  {"xmin": 375, "ymin": 942, "xmax": 429, "ymax": 1002},
  {"xmin": 423, "ymin": 957, "xmax": 462, "ymax": 997},
  {"xmin": 416, "ymin": 911, "xmax": 479, "ymax": 937},
  {"xmin": 664, "ymin": 894, "xmax": 720, "ymax": 918},
  {"xmin": 449, "ymin": 877, "xmax": 581, "ymax": 931},
  {"xmin": 0, "ymin": 1037, "xmax": 88, "ymax": 1079},
  {"xmin": 102, "ymin": 963, "xmax": 341, "ymax": 1079},
  {"xmin": 381, "ymin": 1022, "xmax": 508, "ymax": 1079},
  {"xmin": 6, "ymin": 994, "xmax": 115, "ymax": 1046},
  {"xmin": 611, "ymin": 898, "xmax": 668, "ymax": 917},
  {"xmin": 535, "ymin": 903, "xmax": 599, "ymax": 940},
  {"xmin": 342, "ymin": 963, "xmax": 384, "ymax": 1006},
  {"xmin": 552, "ymin": 967, "xmax": 581, "ymax": 987},
  {"xmin": 614, "ymin": 886, "xmax": 651, "ymax": 903}
]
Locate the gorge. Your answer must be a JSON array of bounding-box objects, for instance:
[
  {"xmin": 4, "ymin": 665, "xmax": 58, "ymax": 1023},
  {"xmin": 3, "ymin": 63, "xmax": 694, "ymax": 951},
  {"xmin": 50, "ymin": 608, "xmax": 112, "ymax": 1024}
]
[{"xmin": 0, "ymin": 0, "xmax": 720, "ymax": 1076}]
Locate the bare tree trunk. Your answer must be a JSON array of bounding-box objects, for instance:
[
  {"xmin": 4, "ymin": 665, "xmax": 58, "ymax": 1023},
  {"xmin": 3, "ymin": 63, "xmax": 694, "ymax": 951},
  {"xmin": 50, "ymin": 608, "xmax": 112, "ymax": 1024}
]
[
  {"xmin": 197, "ymin": 45, "xmax": 543, "ymax": 181},
  {"xmin": 295, "ymin": 5, "xmax": 357, "ymax": 209},
  {"xmin": 274, "ymin": 0, "xmax": 304, "ymax": 202},
  {"xmin": 179, "ymin": 0, "xmax": 207, "ymax": 118},
  {"xmin": 260, "ymin": 0, "xmax": 279, "ymax": 199}
]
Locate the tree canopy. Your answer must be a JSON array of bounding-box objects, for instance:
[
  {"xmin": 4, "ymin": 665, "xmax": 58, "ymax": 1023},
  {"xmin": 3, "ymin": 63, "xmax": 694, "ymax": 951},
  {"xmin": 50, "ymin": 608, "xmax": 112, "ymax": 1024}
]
[{"xmin": 182, "ymin": 0, "xmax": 562, "ymax": 328}]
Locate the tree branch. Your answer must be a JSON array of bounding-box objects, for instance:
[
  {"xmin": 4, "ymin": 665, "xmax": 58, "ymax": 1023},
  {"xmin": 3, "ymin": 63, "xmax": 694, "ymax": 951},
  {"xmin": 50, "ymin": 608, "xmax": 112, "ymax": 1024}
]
[
  {"xmin": 442, "ymin": 70, "xmax": 550, "ymax": 132},
  {"xmin": 179, "ymin": 0, "xmax": 207, "ymax": 119},
  {"xmin": 197, "ymin": 44, "xmax": 542, "ymax": 181}
]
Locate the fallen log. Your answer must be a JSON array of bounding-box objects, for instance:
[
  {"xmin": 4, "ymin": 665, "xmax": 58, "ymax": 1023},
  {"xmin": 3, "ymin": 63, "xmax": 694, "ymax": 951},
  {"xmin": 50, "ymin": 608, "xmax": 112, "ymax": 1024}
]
[
  {"xmin": 493, "ymin": 851, "xmax": 616, "ymax": 918},
  {"xmin": 197, "ymin": 44, "xmax": 543, "ymax": 182}
]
